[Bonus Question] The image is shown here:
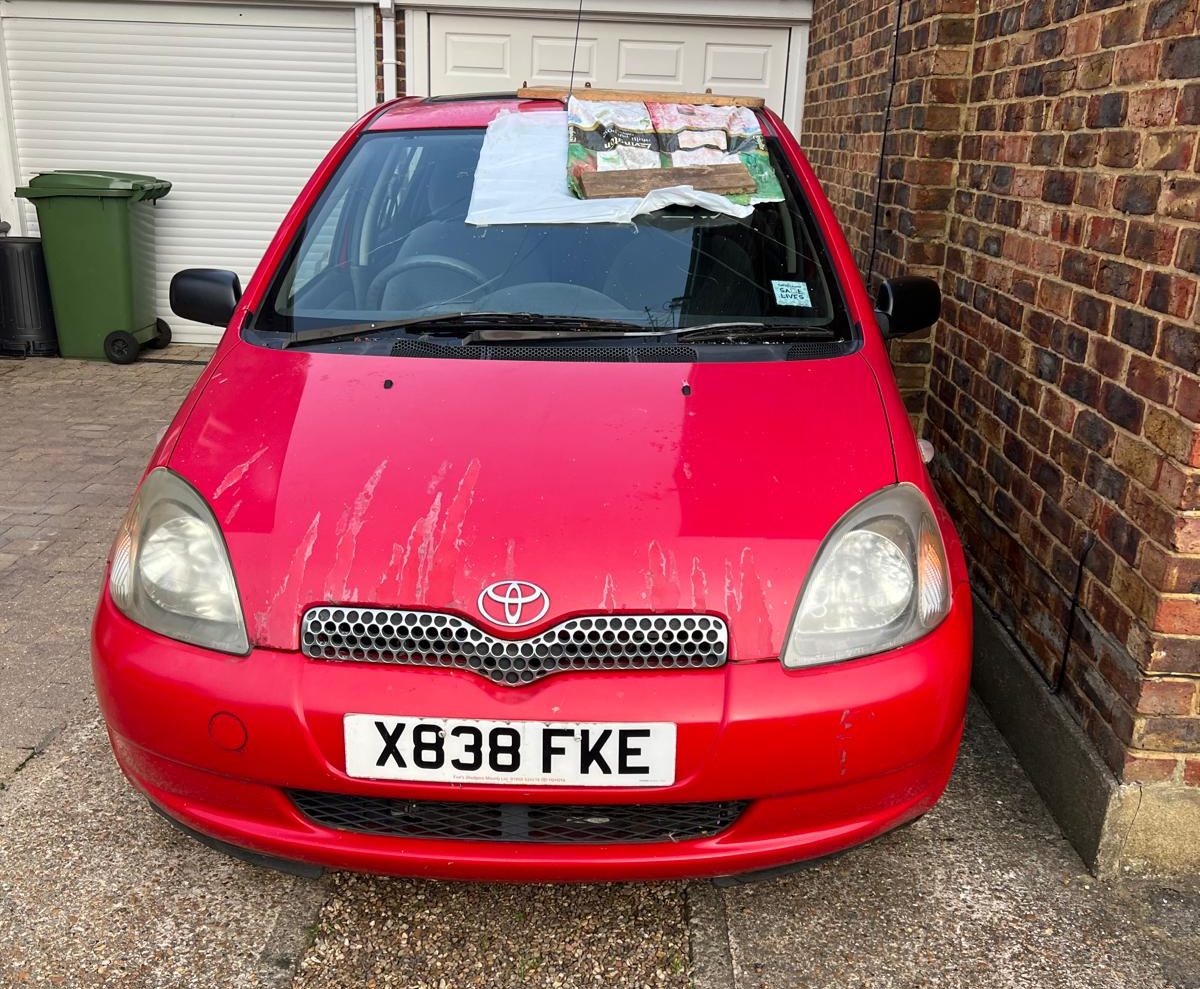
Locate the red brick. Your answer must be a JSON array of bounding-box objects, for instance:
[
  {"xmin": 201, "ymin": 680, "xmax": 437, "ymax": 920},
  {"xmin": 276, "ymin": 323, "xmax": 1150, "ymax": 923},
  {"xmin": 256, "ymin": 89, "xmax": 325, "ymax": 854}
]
[
  {"xmin": 1162, "ymin": 36, "xmax": 1200, "ymax": 78},
  {"xmin": 1142, "ymin": 131, "xmax": 1197, "ymax": 170},
  {"xmin": 1096, "ymin": 260, "xmax": 1143, "ymax": 302},
  {"xmin": 1142, "ymin": 542, "xmax": 1200, "ymax": 593},
  {"xmin": 1101, "ymin": 5, "xmax": 1146, "ymax": 48},
  {"xmin": 1113, "ymin": 432, "xmax": 1164, "ymax": 489},
  {"xmin": 1158, "ymin": 322, "xmax": 1200, "ymax": 374},
  {"xmin": 1181, "ymin": 83, "xmax": 1200, "ymax": 125},
  {"xmin": 1178, "ymin": 228, "xmax": 1200, "ymax": 274},
  {"xmin": 1145, "ymin": 0, "xmax": 1198, "ymax": 39},
  {"xmin": 1125, "ymin": 220, "xmax": 1179, "ymax": 263},
  {"xmin": 1076, "ymin": 173, "xmax": 1115, "ymax": 209},
  {"xmin": 1113, "ymin": 174, "xmax": 1162, "ymax": 214},
  {"xmin": 1178, "ymin": 376, "xmax": 1200, "ymax": 422},
  {"xmin": 1114, "ymin": 43, "xmax": 1159, "ymax": 84},
  {"xmin": 1100, "ymin": 130, "xmax": 1142, "ymax": 168},
  {"xmin": 1113, "ymin": 306, "xmax": 1160, "ymax": 354},
  {"xmin": 1123, "ymin": 752, "xmax": 1181, "ymax": 784},
  {"xmin": 1138, "ymin": 678, "xmax": 1198, "ymax": 715},
  {"xmin": 1064, "ymin": 133, "xmax": 1099, "ymax": 168},
  {"xmin": 1064, "ymin": 16, "xmax": 1101, "ymax": 56},
  {"xmin": 1145, "ymin": 633, "xmax": 1200, "ymax": 674},
  {"xmin": 1087, "ymin": 91, "xmax": 1128, "ymax": 127},
  {"xmin": 1087, "ymin": 216, "xmax": 1128, "ymax": 254},
  {"xmin": 1126, "ymin": 354, "xmax": 1175, "ymax": 404},
  {"xmin": 1092, "ymin": 338, "xmax": 1128, "ymax": 380},
  {"xmin": 1158, "ymin": 459, "xmax": 1200, "ymax": 510},
  {"xmin": 1152, "ymin": 596, "xmax": 1200, "ymax": 636},
  {"xmin": 1141, "ymin": 271, "xmax": 1197, "ymax": 318},
  {"xmin": 1079, "ymin": 51, "xmax": 1115, "ymax": 89},
  {"xmin": 1127, "ymin": 87, "xmax": 1179, "ymax": 127}
]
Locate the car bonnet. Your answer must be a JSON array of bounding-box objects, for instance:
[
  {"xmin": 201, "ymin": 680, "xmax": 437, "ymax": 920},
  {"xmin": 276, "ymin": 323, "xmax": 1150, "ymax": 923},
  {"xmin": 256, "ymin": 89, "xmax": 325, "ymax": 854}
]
[{"xmin": 169, "ymin": 340, "xmax": 897, "ymax": 659}]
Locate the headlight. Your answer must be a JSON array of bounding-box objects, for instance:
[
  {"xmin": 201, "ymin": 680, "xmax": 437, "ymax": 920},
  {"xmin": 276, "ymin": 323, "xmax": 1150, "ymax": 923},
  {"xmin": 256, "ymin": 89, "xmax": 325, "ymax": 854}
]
[
  {"xmin": 109, "ymin": 468, "xmax": 249, "ymax": 654},
  {"xmin": 782, "ymin": 484, "xmax": 951, "ymax": 669}
]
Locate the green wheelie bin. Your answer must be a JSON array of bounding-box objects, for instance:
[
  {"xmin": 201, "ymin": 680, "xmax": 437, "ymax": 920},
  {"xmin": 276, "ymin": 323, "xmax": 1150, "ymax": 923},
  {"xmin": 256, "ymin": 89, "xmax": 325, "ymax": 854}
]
[{"xmin": 15, "ymin": 171, "xmax": 172, "ymax": 363}]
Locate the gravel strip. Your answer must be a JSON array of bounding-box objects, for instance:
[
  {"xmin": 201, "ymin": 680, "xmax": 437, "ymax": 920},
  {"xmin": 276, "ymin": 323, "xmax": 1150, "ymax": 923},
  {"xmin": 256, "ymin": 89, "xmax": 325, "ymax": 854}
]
[{"xmin": 294, "ymin": 875, "xmax": 689, "ymax": 989}]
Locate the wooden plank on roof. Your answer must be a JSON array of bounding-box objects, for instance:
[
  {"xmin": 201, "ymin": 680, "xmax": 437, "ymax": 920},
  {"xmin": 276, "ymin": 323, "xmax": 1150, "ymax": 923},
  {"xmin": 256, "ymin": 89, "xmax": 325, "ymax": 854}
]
[
  {"xmin": 579, "ymin": 162, "xmax": 756, "ymax": 200},
  {"xmin": 517, "ymin": 86, "xmax": 766, "ymax": 109}
]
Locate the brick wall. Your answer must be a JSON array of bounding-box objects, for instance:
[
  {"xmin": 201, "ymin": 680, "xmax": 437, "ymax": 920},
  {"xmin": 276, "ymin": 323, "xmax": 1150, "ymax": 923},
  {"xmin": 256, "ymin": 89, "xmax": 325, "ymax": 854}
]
[
  {"xmin": 803, "ymin": 0, "xmax": 1200, "ymax": 786},
  {"xmin": 805, "ymin": 0, "xmax": 978, "ymax": 415}
]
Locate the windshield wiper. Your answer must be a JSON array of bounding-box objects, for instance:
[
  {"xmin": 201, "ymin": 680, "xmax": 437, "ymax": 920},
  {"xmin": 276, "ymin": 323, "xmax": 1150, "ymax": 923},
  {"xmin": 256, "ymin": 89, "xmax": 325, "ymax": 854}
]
[
  {"xmin": 672, "ymin": 322, "xmax": 841, "ymax": 343},
  {"xmin": 463, "ymin": 322, "xmax": 840, "ymax": 344},
  {"xmin": 284, "ymin": 313, "xmax": 842, "ymax": 348},
  {"xmin": 284, "ymin": 312, "xmax": 650, "ymax": 348}
]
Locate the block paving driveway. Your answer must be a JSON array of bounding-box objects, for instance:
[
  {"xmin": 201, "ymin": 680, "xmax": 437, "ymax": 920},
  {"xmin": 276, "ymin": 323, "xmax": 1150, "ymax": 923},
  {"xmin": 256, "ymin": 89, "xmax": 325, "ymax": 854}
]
[{"xmin": 0, "ymin": 352, "xmax": 1196, "ymax": 988}]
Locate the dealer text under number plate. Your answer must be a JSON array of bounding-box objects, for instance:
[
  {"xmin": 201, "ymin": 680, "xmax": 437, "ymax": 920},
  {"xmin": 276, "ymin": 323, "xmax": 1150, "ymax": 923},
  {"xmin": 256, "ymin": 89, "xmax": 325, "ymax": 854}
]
[{"xmin": 344, "ymin": 715, "xmax": 677, "ymax": 787}]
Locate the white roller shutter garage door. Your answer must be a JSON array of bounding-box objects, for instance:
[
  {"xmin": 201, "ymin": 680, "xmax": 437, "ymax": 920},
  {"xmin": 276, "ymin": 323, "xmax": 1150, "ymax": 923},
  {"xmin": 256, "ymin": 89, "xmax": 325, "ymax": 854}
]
[
  {"xmin": 428, "ymin": 14, "xmax": 790, "ymax": 111},
  {"xmin": 1, "ymin": 1, "xmax": 374, "ymax": 343}
]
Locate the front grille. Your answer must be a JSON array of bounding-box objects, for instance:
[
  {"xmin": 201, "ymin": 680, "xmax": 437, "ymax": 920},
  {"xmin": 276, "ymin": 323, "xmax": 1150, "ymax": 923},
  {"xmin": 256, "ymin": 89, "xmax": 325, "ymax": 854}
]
[
  {"xmin": 301, "ymin": 608, "xmax": 729, "ymax": 686},
  {"xmin": 289, "ymin": 790, "xmax": 748, "ymax": 844}
]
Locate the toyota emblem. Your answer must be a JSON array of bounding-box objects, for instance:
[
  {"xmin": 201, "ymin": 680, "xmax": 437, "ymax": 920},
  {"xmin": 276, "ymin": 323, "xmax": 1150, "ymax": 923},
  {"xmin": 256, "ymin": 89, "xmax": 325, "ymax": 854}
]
[{"xmin": 477, "ymin": 580, "xmax": 550, "ymax": 628}]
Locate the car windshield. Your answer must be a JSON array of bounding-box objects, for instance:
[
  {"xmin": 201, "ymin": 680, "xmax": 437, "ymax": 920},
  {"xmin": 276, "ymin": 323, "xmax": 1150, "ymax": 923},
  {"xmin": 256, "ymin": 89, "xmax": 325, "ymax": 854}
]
[{"xmin": 254, "ymin": 126, "xmax": 851, "ymax": 340}]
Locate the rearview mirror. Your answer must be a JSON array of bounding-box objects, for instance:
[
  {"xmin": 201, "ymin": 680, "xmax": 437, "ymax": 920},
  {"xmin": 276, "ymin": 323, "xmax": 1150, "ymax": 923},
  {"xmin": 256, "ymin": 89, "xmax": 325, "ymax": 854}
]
[
  {"xmin": 875, "ymin": 276, "xmax": 941, "ymax": 339},
  {"xmin": 170, "ymin": 268, "xmax": 242, "ymax": 327}
]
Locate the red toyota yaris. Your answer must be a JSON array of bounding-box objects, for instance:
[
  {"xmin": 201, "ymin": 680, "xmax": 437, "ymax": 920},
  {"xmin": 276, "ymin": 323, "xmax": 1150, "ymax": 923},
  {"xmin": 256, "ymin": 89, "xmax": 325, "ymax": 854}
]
[{"xmin": 92, "ymin": 94, "xmax": 971, "ymax": 881}]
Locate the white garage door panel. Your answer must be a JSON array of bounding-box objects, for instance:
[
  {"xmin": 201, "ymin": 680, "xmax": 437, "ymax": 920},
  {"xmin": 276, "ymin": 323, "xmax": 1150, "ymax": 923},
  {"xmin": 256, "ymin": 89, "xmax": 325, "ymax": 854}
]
[
  {"xmin": 3, "ymin": 3, "xmax": 368, "ymax": 344},
  {"xmin": 429, "ymin": 14, "xmax": 789, "ymax": 107},
  {"xmin": 442, "ymin": 33, "xmax": 511, "ymax": 77}
]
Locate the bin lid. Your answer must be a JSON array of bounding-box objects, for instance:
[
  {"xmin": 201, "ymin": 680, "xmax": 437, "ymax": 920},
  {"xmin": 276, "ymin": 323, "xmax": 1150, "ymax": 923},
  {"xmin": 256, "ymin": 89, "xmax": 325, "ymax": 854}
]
[{"xmin": 15, "ymin": 170, "xmax": 171, "ymax": 201}]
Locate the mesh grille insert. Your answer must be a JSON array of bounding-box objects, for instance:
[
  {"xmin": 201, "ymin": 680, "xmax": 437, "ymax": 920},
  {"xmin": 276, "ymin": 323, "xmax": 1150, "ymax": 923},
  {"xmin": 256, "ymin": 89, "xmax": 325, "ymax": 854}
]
[
  {"xmin": 289, "ymin": 790, "xmax": 748, "ymax": 844},
  {"xmin": 785, "ymin": 340, "xmax": 850, "ymax": 360},
  {"xmin": 302, "ymin": 609, "xmax": 729, "ymax": 686},
  {"xmin": 390, "ymin": 340, "xmax": 697, "ymax": 363},
  {"xmin": 391, "ymin": 339, "xmax": 483, "ymax": 360}
]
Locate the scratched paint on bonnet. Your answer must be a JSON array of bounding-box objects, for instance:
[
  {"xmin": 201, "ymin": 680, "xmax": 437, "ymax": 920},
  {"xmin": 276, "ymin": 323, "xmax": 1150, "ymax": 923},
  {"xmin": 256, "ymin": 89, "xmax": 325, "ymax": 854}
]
[{"xmin": 168, "ymin": 343, "xmax": 895, "ymax": 658}]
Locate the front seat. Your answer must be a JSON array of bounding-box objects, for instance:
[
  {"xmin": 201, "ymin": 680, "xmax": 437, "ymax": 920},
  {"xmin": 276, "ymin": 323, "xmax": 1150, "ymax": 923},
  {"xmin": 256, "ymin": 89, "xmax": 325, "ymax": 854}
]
[{"xmin": 369, "ymin": 156, "xmax": 550, "ymax": 312}]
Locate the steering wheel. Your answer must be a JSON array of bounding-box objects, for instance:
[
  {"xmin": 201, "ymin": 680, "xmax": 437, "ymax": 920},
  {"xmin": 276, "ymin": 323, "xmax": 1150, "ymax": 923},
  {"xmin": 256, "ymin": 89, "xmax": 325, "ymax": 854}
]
[{"xmin": 368, "ymin": 254, "xmax": 489, "ymax": 308}]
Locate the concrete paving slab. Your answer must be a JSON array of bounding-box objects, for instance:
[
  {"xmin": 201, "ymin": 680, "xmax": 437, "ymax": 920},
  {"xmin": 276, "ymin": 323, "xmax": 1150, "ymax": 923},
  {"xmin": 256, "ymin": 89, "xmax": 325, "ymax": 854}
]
[
  {"xmin": 715, "ymin": 698, "xmax": 1200, "ymax": 989},
  {"xmin": 0, "ymin": 354, "xmax": 207, "ymax": 794},
  {"xmin": 0, "ymin": 745, "xmax": 29, "ymax": 780},
  {"xmin": 0, "ymin": 718, "xmax": 327, "ymax": 989}
]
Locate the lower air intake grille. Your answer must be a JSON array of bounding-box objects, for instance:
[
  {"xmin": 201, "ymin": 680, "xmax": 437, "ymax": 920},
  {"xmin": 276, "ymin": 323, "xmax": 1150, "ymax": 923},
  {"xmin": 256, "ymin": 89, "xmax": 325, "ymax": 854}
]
[{"xmin": 288, "ymin": 791, "xmax": 748, "ymax": 844}]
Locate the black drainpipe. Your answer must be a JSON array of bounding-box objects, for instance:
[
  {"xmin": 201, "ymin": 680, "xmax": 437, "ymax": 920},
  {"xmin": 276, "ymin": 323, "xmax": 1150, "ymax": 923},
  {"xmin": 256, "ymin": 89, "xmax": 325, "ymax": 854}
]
[{"xmin": 1053, "ymin": 533, "xmax": 1097, "ymax": 695}]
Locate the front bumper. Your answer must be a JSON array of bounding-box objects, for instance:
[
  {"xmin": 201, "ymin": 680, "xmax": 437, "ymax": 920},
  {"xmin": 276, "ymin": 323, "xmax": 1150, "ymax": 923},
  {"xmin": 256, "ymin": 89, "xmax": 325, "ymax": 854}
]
[{"xmin": 92, "ymin": 586, "xmax": 972, "ymax": 882}]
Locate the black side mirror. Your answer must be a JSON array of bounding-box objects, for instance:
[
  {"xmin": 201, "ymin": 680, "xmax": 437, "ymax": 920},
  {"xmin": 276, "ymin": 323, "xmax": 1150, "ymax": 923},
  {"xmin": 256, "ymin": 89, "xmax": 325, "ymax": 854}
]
[
  {"xmin": 875, "ymin": 276, "xmax": 941, "ymax": 339},
  {"xmin": 170, "ymin": 268, "xmax": 242, "ymax": 327}
]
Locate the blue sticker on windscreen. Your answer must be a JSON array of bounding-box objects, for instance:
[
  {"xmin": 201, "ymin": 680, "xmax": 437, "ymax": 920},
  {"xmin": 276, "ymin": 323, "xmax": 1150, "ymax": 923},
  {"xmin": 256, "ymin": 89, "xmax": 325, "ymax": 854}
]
[{"xmin": 772, "ymin": 280, "xmax": 813, "ymax": 307}]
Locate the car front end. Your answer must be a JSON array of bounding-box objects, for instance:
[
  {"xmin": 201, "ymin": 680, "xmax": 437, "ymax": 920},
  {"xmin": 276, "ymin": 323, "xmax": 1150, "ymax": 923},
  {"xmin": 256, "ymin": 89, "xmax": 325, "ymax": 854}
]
[{"xmin": 92, "ymin": 95, "xmax": 972, "ymax": 881}]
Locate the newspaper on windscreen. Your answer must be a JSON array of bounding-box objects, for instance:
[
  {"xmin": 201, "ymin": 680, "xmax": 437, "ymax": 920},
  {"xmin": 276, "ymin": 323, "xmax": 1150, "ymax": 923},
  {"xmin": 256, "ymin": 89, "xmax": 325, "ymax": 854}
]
[{"xmin": 566, "ymin": 97, "xmax": 785, "ymax": 206}]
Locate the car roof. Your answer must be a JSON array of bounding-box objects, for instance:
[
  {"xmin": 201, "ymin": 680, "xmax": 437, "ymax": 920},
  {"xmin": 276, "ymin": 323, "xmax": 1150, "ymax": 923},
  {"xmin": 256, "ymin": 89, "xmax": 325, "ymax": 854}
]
[
  {"xmin": 366, "ymin": 95, "xmax": 563, "ymax": 131},
  {"xmin": 365, "ymin": 93, "xmax": 774, "ymax": 133}
]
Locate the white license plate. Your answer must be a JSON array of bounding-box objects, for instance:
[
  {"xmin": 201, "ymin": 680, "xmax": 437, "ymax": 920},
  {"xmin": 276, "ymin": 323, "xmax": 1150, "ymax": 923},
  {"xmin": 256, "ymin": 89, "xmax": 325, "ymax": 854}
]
[{"xmin": 344, "ymin": 715, "xmax": 676, "ymax": 787}]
